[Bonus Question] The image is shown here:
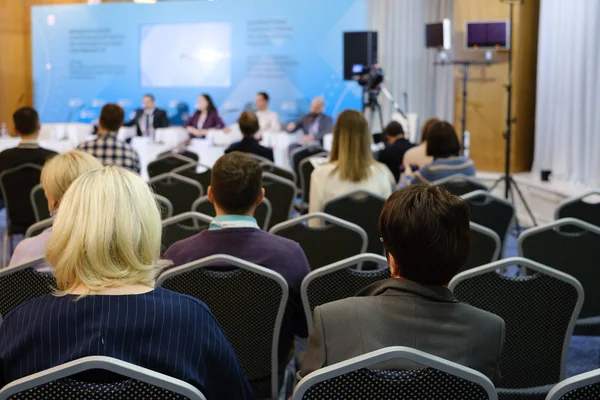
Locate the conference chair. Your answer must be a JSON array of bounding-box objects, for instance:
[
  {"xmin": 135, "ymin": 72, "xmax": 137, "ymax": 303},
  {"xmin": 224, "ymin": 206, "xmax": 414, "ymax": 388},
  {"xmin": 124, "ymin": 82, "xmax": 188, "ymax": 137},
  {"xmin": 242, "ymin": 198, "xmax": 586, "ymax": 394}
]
[
  {"xmin": 459, "ymin": 222, "xmax": 501, "ymax": 273},
  {"xmin": 154, "ymin": 194, "xmax": 174, "ymax": 220},
  {"xmin": 24, "ymin": 218, "xmax": 53, "ymax": 239},
  {"xmin": 191, "ymin": 195, "xmax": 272, "ymax": 231},
  {"xmin": 297, "ymin": 155, "xmax": 328, "ymax": 212},
  {"xmin": 519, "ymin": 218, "xmax": 600, "ymax": 335},
  {"xmin": 293, "ymin": 346, "xmax": 497, "ymax": 400},
  {"xmin": 161, "ymin": 212, "xmax": 213, "ymax": 255},
  {"xmin": 449, "ymin": 257, "xmax": 583, "ymax": 399},
  {"xmin": 0, "ymin": 356, "xmax": 206, "ymax": 400},
  {"xmin": 270, "ymin": 213, "xmax": 368, "ymax": 271},
  {"xmin": 324, "ymin": 190, "xmax": 387, "ymax": 256},
  {"xmin": 30, "ymin": 184, "xmax": 50, "ymax": 222},
  {"xmin": 260, "ymin": 161, "xmax": 297, "ymax": 187},
  {"xmin": 290, "ymin": 145, "xmax": 327, "ymax": 190},
  {"xmin": 263, "ymin": 172, "xmax": 296, "ymax": 230},
  {"xmin": 546, "ymin": 368, "xmax": 600, "ymax": 400},
  {"xmin": 462, "ymin": 190, "xmax": 515, "ymax": 252},
  {"xmin": 0, "ymin": 257, "xmax": 56, "ymax": 321},
  {"xmin": 0, "ymin": 163, "xmax": 43, "ymax": 266},
  {"xmin": 555, "ymin": 190, "xmax": 600, "ymax": 229},
  {"xmin": 157, "ymin": 254, "xmax": 288, "ymax": 400},
  {"xmin": 247, "ymin": 153, "xmax": 274, "ymax": 164},
  {"xmin": 301, "ymin": 253, "xmax": 390, "ymax": 327},
  {"xmin": 149, "ymin": 173, "xmax": 203, "ymax": 217},
  {"xmin": 172, "ymin": 162, "xmax": 211, "ymax": 192},
  {"xmin": 433, "ymin": 174, "xmax": 489, "ymax": 197},
  {"xmin": 147, "ymin": 152, "xmax": 198, "ymax": 179}
]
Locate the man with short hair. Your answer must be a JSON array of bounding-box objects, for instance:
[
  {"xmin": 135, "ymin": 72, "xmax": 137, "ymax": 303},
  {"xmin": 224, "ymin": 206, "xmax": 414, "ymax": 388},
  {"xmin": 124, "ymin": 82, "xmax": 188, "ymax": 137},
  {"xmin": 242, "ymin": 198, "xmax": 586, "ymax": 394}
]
[
  {"xmin": 225, "ymin": 111, "xmax": 274, "ymax": 161},
  {"xmin": 78, "ymin": 104, "xmax": 141, "ymax": 173},
  {"xmin": 164, "ymin": 152, "xmax": 310, "ymax": 396},
  {"xmin": 124, "ymin": 94, "xmax": 170, "ymax": 137},
  {"xmin": 255, "ymin": 92, "xmax": 281, "ymax": 133},
  {"xmin": 300, "ymin": 184, "xmax": 505, "ymax": 382},
  {"xmin": 378, "ymin": 120, "xmax": 415, "ymax": 182},
  {"xmin": 287, "ymin": 96, "xmax": 333, "ymax": 144}
]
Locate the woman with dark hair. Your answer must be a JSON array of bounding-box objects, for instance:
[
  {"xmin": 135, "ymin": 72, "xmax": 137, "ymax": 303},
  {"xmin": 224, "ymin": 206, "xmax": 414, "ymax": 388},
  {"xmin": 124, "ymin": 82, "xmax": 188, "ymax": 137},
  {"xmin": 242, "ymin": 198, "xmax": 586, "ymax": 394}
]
[{"xmin": 184, "ymin": 94, "xmax": 225, "ymax": 138}]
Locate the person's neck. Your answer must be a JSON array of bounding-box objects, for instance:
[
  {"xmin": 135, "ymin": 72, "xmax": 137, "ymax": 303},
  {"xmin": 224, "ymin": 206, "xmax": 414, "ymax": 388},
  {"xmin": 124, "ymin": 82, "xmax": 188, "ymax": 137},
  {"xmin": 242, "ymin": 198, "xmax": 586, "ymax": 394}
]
[
  {"xmin": 20, "ymin": 133, "xmax": 38, "ymax": 142},
  {"xmin": 70, "ymin": 283, "xmax": 154, "ymax": 296},
  {"xmin": 97, "ymin": 127, "xmax": 116, "ymax": 136},
  {"xmin": 387, "ymin": 135, "xmax": 404, "ymax": 145},
  {"xmin": 257, "ymin": 108, "xmax": 267, "ymax": 113},
  {"xmin": 214, "ymin": 209, "xmax": 255, "ymax": 218}
]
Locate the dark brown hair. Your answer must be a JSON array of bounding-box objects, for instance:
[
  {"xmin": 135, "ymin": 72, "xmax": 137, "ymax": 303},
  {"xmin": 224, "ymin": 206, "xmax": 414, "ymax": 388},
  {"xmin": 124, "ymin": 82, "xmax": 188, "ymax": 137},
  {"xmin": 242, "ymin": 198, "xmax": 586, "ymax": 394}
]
[
  {"xmin": 201, "ymin": 94, "xmax": 217, "ymax": 114},
  {"xmin": 238, "ymin": 111, "xmax": 260, "ymax": 137},
  {"xmin": 383, "ymin": 121, "xmax": 405, "ymax": 138},
  {"xmin": 211, "ymin": 152, "xmax": 262, "ymax": 214},
  {"xmin": 378, "ymin": 184, "xmax": 471, "ymax": 285},
  {"xmin": 99, "ymin": 104, "xmax": 125, "ymax": 132},
  {"xmin": 420, "ymin": 117, "xmax": 440, "ymax": 143},
  {"xmin": 13, "ymin": 107, "xmax": 39, "ymax": 135},
  {"xmin": 426, "ymin": 120, "xmax": 460, "ymax": 158}
]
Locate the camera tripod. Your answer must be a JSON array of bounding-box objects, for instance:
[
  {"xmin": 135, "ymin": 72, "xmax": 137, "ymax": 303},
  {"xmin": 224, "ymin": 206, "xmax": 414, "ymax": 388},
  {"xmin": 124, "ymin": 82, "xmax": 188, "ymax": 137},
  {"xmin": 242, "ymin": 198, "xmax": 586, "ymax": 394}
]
[{"xmin": 363, "ymin": 88, "xmax": 384, "ymax": 133}]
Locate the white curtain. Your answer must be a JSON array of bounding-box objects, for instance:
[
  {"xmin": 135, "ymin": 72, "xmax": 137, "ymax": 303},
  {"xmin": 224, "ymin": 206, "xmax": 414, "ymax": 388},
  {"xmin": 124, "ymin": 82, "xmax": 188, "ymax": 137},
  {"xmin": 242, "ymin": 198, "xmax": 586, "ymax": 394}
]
[
  {"xmin": 367, "ymin": 0, "xmax": 454, "ymax": 137},
  {"xmin": 534, "ymin": 0, "xmax": 600, "ymax": 188}
]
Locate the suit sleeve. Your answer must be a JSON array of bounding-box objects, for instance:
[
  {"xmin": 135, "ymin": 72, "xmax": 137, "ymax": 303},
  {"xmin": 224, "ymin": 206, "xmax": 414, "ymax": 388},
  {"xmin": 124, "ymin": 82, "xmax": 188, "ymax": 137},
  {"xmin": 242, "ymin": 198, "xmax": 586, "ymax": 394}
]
[
  {"xmin": 299, "ymin": 306, "xmax": 327, "ymax": 378},
  {"xmin": 213, "ymin": 114, "xmax": 225, "ymax": 129},
  {"xmin": 184, "ymin": 111, "xmax": 197, "ymax": 128},
  {"xmin": 316, "ymin": 116, "xmax": 333, "ymax": 141},
  {"xmin": 123, "ymin": 110, "xmax": 140, "ymax": 127},
  {"xmin": 157, "ymin": 110, "xmax": 170, "ymax": 128}
]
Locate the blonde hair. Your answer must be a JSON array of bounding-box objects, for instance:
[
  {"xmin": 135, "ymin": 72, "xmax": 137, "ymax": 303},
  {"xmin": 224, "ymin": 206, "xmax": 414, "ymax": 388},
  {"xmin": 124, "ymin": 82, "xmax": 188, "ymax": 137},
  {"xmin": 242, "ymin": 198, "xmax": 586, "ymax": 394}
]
[
  {"xmin": 329, "ymin": 109, "xmax": 374, "ymax": 182},
  {"xmin": 46, "ymin": 166, "xmax": 164, "ymax": 296},
  {"xmin": 40, "ymin": 151, "xmax": 103, "ymax": 207}
]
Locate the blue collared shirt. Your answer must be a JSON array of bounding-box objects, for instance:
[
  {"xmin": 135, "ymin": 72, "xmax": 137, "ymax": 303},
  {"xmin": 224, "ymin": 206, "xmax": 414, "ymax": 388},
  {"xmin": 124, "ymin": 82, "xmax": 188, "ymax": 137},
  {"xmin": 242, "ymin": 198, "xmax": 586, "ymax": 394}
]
[{"xmin": 209, "ymin": 215, "xmax": 260, "ymax": 231}]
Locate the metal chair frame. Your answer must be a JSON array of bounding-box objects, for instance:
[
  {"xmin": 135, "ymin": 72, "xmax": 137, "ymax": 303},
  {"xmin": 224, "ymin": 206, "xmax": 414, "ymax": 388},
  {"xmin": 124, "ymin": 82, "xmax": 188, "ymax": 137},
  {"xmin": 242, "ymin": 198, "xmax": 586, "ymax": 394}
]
[
  {"xmin": 24, "ymin": 218, "xmax": 53, "ymax": 239},
  {"xmin": 546, "ymin": 368, "xmax": 600, "ymax": 400}
]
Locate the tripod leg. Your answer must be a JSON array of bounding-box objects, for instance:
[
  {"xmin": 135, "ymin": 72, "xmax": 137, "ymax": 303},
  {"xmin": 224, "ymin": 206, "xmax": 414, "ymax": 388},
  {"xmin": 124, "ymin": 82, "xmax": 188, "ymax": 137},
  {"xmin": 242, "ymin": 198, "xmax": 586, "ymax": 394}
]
[
  {"xmin": 510, "ymin": 177, "xmax": 538, "ymax": 227},
  {"xmin": 377, "ymin": 104, "xmax": 384, "ymax": 133},
  {"xmin": 507, "ymin": 184, "xmax": 522, "ymax": 235}
]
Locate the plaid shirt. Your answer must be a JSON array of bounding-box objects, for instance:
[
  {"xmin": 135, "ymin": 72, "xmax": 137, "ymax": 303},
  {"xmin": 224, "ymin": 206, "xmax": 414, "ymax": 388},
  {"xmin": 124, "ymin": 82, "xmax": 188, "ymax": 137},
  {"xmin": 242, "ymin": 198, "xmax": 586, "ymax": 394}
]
[{"xmin": 77, "ymin": 134, "xmax": 141, "ymax": 174}]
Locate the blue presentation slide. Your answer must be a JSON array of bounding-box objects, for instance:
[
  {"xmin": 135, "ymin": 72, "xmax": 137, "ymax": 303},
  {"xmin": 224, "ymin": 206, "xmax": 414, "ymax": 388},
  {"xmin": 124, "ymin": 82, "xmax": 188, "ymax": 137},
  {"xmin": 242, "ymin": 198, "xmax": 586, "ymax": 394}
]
[{"xmin": 31, "ymin": 0, "xmax": 366, "ymax": 125}]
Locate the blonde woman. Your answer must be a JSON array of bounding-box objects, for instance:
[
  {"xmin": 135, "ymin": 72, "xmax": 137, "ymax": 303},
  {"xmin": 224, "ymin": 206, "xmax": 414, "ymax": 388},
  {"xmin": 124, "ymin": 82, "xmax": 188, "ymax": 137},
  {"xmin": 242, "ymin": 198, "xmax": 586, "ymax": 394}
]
[
  {"xmin": 308, "ymin": 110, "xmax": 395, "ymax": 215},
  {"xmin": 9, "ymin": 151, "xmax": 102, "ymax": 270},
  {"xmin": 0, "ymin": 167, "xmax": 253, "ymax": 399}
]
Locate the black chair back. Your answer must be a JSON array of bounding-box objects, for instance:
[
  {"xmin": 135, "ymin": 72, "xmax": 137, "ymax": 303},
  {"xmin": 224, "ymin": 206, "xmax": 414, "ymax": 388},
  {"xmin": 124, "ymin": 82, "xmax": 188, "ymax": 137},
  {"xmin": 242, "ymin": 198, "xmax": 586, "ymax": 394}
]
[
  {"xmin": 556, "ymin": 191, "xmax": 600, "ymax": 229},
  {"xmin": 462, "ymin": 190, "xmax": 515, "ymax": 250},
  {"xmin": 260, "ymin": 162, "xmax": 297, "ymax": 187},
  {"xmin": 263, "ymin": 172, "xmax": 295, "ymax": 230},
  {"xmin": 433, "ymin": 174, "xmax": 488, "ymax": 196},
  {"xmin": 299, "ymin": 156, "xmax": 328, "ymax": 208},
  {"xmin": 24, "ymin": 218, "xmax": 53, "ymax": 239},
  {"xmin": 0, "ymin": 163, "xmax": 43, "ymax": 233},
  {"xmin": 290, "ymin": 146, "xmax": 327, "ymax": 189},
  {"xmin": 161, "ymin": 212, "xmax": 213, "ymax": 255},
  {"xmin": 149, "ymin": 173, "xmax": 203, "ymax": 216},
  {"xmin": 460, "ymin": 222, "xmax": 501, "ymax": 273},
  {"xmin": 30, "ymin": 184, "xmax": 50, "ymax": 222},
  {"xmin": 154, "ymin": 194, "xmax": 174, "ymax": 220},
  {"xmin": 147, "ymin": 153, "xmax": 197, "ymax": 179},
  {"xmin": 172, "ymin": 163, "xmax": 211, "ymax": 192}
]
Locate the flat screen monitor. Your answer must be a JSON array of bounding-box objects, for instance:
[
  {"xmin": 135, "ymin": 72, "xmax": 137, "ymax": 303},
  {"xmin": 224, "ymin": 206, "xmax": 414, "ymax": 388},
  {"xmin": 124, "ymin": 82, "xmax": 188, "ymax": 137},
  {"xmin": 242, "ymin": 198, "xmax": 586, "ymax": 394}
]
[
  {"xmin": 425, "ymin": 19, "xmax": 451, "ymax": 50},
  {"xmin": 465, "ymin": 21, "xmax": 510, "ymax": 49}
]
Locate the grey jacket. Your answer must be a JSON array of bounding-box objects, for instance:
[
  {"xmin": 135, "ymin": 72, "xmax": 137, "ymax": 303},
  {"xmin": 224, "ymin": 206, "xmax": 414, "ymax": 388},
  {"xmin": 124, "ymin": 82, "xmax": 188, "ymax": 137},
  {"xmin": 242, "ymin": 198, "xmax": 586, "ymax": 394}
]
[
  {"xmin": 293, "ymin": 113, "xmax": 333, "ymax": 142},
  {"xmin": 300, "ymin": 278, "xmax": 505, "ymax": 383}
]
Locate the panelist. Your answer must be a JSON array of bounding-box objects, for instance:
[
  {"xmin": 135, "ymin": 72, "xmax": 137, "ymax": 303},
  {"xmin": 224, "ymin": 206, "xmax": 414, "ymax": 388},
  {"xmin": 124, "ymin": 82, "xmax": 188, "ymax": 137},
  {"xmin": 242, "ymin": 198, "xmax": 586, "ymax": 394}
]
[
  {"xmin": 124, "ymin": 94, "xmax": 169, "ymax": 137},
  {"xmin": 255, "ymin": 92, "xmax": 281, "ymax": 133},
  {"xmin": 287, "ymin": 96, "xmax": 333, "ymax": 144},
  {"xmin": 184, "ymin": 94, "xmax": 225, "ymax": 138}
]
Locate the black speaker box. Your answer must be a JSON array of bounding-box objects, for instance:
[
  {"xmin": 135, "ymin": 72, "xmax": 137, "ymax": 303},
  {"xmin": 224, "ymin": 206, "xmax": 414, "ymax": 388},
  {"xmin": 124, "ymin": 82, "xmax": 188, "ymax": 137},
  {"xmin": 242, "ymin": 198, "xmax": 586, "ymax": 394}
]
[{"xmin": 343, "ymin": 31, "xmax": 378, "ymax": 80}]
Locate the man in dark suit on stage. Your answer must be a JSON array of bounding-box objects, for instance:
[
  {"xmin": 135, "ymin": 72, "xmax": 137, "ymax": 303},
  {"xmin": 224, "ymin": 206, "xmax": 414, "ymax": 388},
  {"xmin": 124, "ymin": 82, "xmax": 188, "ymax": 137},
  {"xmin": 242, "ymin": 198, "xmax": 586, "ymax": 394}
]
[
  {"xmin": 125, "ymin": 94, "xmax": 170, "ymax": 137},
  {"xmin": 286, "ymin": 96, "xmax": 333, "ymax": 145},
  {"xmin": 225, "ymin": 111, "xmax": 274, "ymax": 161}
]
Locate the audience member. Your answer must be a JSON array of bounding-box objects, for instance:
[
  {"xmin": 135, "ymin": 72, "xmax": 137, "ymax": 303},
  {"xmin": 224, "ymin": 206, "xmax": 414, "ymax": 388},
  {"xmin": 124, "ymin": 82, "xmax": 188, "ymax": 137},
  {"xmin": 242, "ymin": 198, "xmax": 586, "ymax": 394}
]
[
  {"xmin": 8, "ymin": 151, "xmax": 102, "ymax": 271},
  {"xmin": 308, "ymin": 110, "xmax": 395, "ymax": 216},
  {"xmin": 124, "ymin": 94, "xmax": 170, "ymax": 137},
  {"xmin": 225, "ymin": 111, "xmax": 274, "ymax": 161},
  {"xmin": 411, "ymin": 120, "xmax": 475, "ymax": 184},
  {"xmin": 255, "ymin": 92, "xmax": 281, "ymax": 133},
  {"xmin": 184, "ymin": 94, "xmax": 225, "ymax": 138},
  {"xmin": 287, "ymin": 97, "xmax": 333, "ymax": 145},
  {"xmin": 165, "ymin": 152, "xmax": 310, "ymax": 396},
  {"xmin": 300, "ymin": 185, "xmax": 505, "ymax": 382},
  {"xmin": 0, "ymin": 167, "xmax": 253, "ymax": 399},
  {"xmin": 78, "ymin": 104, "xmax": 141, "ymax": 174},
  {"xmin": 402, "ymin": 117, "xmax": 438, "ymax": 173},
  {"xmin": 378, "ymin": 121, "xmax": 415, "ymax": 182}
]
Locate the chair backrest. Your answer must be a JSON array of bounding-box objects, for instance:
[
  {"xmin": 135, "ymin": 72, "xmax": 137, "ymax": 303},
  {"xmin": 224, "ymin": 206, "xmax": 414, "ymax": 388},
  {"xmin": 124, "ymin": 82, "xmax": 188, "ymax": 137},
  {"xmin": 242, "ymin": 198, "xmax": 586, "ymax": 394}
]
[
  {"xmin": 433, "ymin": 174, "xmax": 488, "ymax": 196},
  {"xmin": 0, "ymin": 356, "xmax": 206, "ymax": 400},
  {"xmin": 260, "ymin": 161, "xmax": 297, "ymax": 187},
  {"xmin": 270, "ymin": 213, "xmax": 368, "ymax": 271},
  {"xmin": 449, "ymin": 257, "xmax": 583, "ymax": 389},
  {"xmin": 293, "ymin": 346, "xmax": 497, "ymax": 400},
  {"xmin": 546, "ymin": 368, "xmax": 600, "ymax": 400},
  {"xmin": 299, "ymin": 156, "xmax": 328, "ymax": 206},
  {"xmin": 191, "ymin": 196, "xmax": 272, "ymax": 230},
  {"xmin": 172, "ymin": 163, "xmax": 211, "ymax": 192},
  {"xmin": 518, "ymin": 218, "xmax": 600, "ymax": 320},
  {"xmin": 301, "ymin": 253, "xmax": 390, "ymax": 327},
  {"xmin": 147, "ymin": 153, "xmax": 198, "ymax": 179},
  {"xmin": 555, "ymin": 190, "xmax": 600, "ymax": 229},
  {"xmin": 262, "ymin": 172, "xmax": 295, "ymax": 230},
  {"xmin": 154, "ymin": 194, "xmax": 174, "ymax": 220},
  {"xmin": 459, "ymin": 222, "xmax": 501, "ymax": 273},
  {"xmin": 30, "ymin": 184, "xmax": 50, "ymax": 222},
  {"xmin": 161, "ymin": 212, "xmax": 213, "ymax": 255},
  {"xmin": 323, "ymin": 190, "xmax": 387, "ymax": 255},
  {"xmin": 0, "ymin": 257, "xmax": 56, "ymax": 321},
  {"xmin": 290, "ymin": 145, "xmax": 327, "ymax": 189},
  {"xmin": 462, "ymin": 190, "xmax": 515, "ymax": 250},
  {"xmin": 149, "ymin": 173, "xmax": 203, "ymax": 217},
  {"xmin": 156, "ymin": 254, "xmax": 288, "ymax": 400},
  {"xmin": 0, "ymin": 163, "xmax": 43, "ymax": 232},
  {"xmin": 24, "ymin": 218, "xmax": 53, "ymax": 239}
]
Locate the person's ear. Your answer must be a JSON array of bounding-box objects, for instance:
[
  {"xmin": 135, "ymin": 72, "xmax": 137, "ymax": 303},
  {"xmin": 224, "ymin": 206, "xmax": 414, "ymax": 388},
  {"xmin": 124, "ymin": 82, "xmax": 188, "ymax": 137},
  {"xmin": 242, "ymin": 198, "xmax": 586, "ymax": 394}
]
[
  {"xmin": 256, "ymin": 188, "xmax": 265, "ymax": 206},
  {"xmin": 387, "ymin": 252, "xmax": 401, "ymax": 278},
  {"xmin": 36, "ymin": 123, "xmax": 42, "ymax": 133},
  {"xmin": 207, "ymin": 186, "xmax": 214, "ymax": 204}
]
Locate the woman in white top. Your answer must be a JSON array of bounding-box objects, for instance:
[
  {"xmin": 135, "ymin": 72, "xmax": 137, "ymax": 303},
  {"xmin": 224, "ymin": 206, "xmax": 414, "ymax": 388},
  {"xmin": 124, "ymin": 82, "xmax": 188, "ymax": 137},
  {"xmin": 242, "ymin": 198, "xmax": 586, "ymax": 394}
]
[
  {"xmin": 9, "ymin": 151, "xmax": 102, "ymax": 271},
  {"xmin": 309, "ymin": 110, "xmax": 395, "ymax": 215}
]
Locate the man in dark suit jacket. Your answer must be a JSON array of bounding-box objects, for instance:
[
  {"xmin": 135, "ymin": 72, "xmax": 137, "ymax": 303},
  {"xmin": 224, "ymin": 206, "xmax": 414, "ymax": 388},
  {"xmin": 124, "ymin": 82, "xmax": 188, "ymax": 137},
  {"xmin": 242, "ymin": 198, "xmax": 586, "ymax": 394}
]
[
  {"xmin": 124, "ymin": 94, "xmax": 169, "ymax": 137},
  {"xmin": 300, "ymin": 185, "xmax": 505, "ymax": 383},
  {"xmin": 226, "ymin": 111, "xmax": 274, "ymax": 161},
  {"xmin": 378, "ymin": 121, "xmax": 415, "ymax": 182},
  {"xmin": 286, "ymin": 97, "xmax": 333, "ymax": 144}
]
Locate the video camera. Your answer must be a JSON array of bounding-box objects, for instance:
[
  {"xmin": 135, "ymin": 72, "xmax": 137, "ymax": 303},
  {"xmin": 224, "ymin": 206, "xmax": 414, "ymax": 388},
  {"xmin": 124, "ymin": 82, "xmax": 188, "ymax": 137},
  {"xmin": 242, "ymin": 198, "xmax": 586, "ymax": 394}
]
[{"xmin": 351, "ymin": 64, "xmax": 384, "ymax": 90}]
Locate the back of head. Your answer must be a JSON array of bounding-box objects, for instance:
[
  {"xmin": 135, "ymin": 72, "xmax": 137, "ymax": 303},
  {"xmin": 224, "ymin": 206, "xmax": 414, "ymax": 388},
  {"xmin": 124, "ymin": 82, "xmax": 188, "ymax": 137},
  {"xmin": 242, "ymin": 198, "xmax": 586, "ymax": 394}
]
[
  {"xmin": 426, "ymin": 120, "xmax": 460, "ymax": 158},
  {"xmin": 211, "ymin": 152, "xmax": 262, "ymax": 214},
  {"xmin": 330, "ymin": 109, "xmax": 374, "ymax": 182},
  {"xmin": 41, "ymin": 151, "xmax": 103, "ymax": 206},
  {"xmin": 46, "ymin": 166, "xmax": 163, "ymax": 295},
  {"xmin": 99, "ymin": 103, "xmax": 125, "ymax": 133},
  {"xmin": 379, "ymin": 184, "xmax": 470, "ymax": 285},
  {"xmin": 13, "ymin": 107, "xmax": 39, "ymax": 136},
  {"xmin": 238, "ymin": 110, "xmax": 260, "ymax": 137},
  {"xmin": 420, "ymin": 117, "xmax": 440, "ymax": 143},
  {"xmin": 383, "ymin": 121, "xmax": 405, "ymax": 138}
]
